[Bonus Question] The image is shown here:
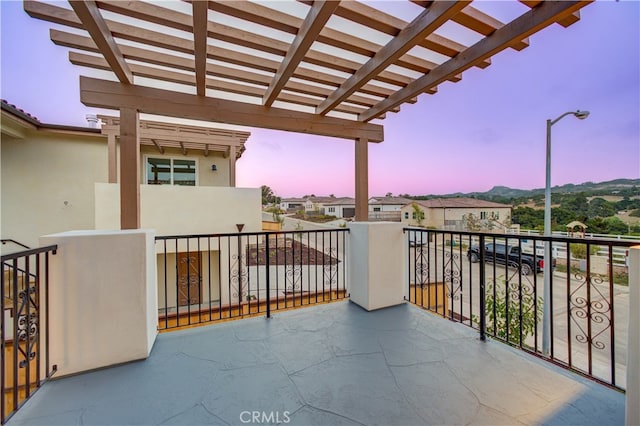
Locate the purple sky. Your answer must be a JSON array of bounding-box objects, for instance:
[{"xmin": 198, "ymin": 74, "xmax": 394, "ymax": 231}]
[{"xmin": 1, "ymin": 1, "xmax": 638, "ymax": 198}]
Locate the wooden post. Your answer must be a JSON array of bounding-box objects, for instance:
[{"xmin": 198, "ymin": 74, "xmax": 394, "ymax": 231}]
[
  {"xmin": 107, "ymin": 133, "xmax": 118, "ymax": 183},
  {"xmin": 119, "ymin": 107, "xmax": 140, "ymax": 229},
  {"xmin": 229, "ymin": 145, "xmax": 237, "ymax": 187},
  {"xmin": 355, "ymin": 138, "xmax": 368, "ymax": 222}
]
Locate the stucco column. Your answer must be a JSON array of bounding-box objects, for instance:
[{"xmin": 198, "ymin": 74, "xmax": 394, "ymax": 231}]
[
  {"xmin": 119, "ymin": 107, "xmax": 140, "ymax": 229},
  {"xmin": 348, "ymin": 222, "xmax": 405, "ymax": 310},
  {"xmin": 626, "ymin": 245, "xmax": 640, "ymax": 426},
  {"xmin": 355, "ymin": 138, "xmax": 368, "ymax": 221},
  {"xmin": 40, "ymin": 229, "xmax": 158, "ymax": 377}
]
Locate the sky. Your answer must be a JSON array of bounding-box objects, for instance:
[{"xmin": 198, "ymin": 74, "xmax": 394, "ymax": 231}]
[{"xmin": 1, "ymin": 1, "xmax": 639, "ymax": 198}]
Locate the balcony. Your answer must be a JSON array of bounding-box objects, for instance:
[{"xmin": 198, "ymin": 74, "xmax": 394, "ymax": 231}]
[
  {"xmin": 2, "ymin": 225, "xmax": 638, "ymax": 425},
  {"xmin": 5, "ymin": 301, "xmax": 625, "ymax": 425}
]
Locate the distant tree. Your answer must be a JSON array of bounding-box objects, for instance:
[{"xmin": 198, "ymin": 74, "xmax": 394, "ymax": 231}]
[
  {"xmin": 630, "ymin": 209, "xmax": 640, "ymax": 218},
  {"xmin": 261, "ymin": 185, "xmax": 281, "ymax": 205},
  {"xmin": 410, "ymin": 203, "xmax": 425, "ymax": 226},
  {"xmin": 512, "ymin": 207, "xmax": 543, "ymax": 229},
  {"xmin": 385, "ymin": 192, "xmax": 393, "ymax": 197},
  {"xmin": 587, "ymin": 198, "xmax": 615, "ymax": 219},
  {"xmin": 462, "ymin": 213, "xmax": 482, "ymax": 231}
]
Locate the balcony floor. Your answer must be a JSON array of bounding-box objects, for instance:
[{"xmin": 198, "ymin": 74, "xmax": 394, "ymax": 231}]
[{"xmin": 8, "ymin": 301, "xmax": 624, "ymax": 425}]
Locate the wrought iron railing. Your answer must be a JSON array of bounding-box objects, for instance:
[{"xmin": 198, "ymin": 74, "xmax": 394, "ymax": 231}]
[
  {"xmin": 1, "ymin": 245, "xmax": 58, "ymax": 425},
  {"xmin": 155, "ymin": 229, "xmax": 348, "ymax": 330},
  {"xmin": 404, "ymin": 228, "xmax": 637, "ymax": 391}
]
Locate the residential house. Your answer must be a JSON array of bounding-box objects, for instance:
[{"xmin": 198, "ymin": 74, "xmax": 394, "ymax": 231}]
[
  {"xmin": 1, "ymin": 100, "xmax": 261, "ymax": 249},
  {"xmin": 401, "ymin": 197, "xmax": 513, "ymax": 231},
  {"xmin": 368, "ymin": 196, "xmax": 412, "ymax": 221},
  {"xmin": 323, "ymin": 197, "xmax": 356, "ymax": 219},
  {"xmin": 280, "ymin": 197, "xmax": 307, "ymax": 212}
]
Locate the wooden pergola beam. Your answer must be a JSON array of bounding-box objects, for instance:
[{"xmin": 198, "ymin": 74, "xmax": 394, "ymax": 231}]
[
  {"xmin": 263, "ymin": 0, "xmax": 339, "ymax": 107},
  {"xmin": 359, "ymin": 0, "xmax": 590, "ymax": 122},
  {"xmin": 68, "ymin": 0, "xmax": 132, "ymax": 84},
  {"xmin": 192, "ymin": 0, "xmax": 208, "ymax": 97},
  {"xmin": 80, "ymin": 76, "xmax": 385, "ymax": 142},
  {"xmin": 316, "ymin": 1, "xmax": 468, "ymax": 115}
]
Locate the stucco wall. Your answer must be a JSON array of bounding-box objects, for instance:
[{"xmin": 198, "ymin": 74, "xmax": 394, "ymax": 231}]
[
  {"xmin": 95, "ymin": 183, "xmax": 261, "ymax": 235},
  {"xmin": 1, "ymin": 132, "xmax": 107, "ymax": 248}
]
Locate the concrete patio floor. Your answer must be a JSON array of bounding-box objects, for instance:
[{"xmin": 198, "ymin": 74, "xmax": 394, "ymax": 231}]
[{"xmin": 8, "ymin": 301, "xmax": 624, "ymax": 426}]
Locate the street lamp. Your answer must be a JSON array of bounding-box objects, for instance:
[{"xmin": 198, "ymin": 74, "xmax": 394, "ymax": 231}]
[{"xmin": 542, "ymin": 110, "xmax": 589, "ymax": 355}]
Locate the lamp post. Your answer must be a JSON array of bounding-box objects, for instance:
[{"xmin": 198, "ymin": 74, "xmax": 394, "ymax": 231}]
[{"xmin": 542, "ymin": 110, "xmax": 589, "ymax": 355}]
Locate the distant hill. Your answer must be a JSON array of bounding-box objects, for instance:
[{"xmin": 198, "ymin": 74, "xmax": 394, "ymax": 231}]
[{"xmin": 411, "ymin": 178, "xmax": 640, "ymax": 201}]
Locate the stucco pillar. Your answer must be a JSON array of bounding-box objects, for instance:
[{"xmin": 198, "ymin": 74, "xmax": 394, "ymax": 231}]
[
  {"xmin": 355, "ymin": 138, "xmax": 368, "ymax": 221},
  {"xmin": 40, "ymin": 229, "xmax": 157, "ymax": 377},
  {"xmin": 348, "ymin": 222, "xmax": 405, "ymax": 310},
  {"xmin": 626, "ymin": 245, "xmax": 640, "ymax": 426}
]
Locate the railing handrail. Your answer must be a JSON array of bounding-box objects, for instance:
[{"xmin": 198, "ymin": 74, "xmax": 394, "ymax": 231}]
[
  {"xmin": 1, "ymin": 239, "xmax": 31, "ymax": 250},
  {"xmin": 155, "ymin": 228, "xmax": 349, "ymax": 241},
  {"xmin": 402, "ymin": 227, "xmax": 640, "ymax": 247},
  {"xmin": 1, "ymin": 245, "xmax": 58, "ymax": 263}
]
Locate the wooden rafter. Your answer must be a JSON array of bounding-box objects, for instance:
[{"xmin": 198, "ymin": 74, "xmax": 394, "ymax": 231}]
[
  {"xmin": 317, "ymin": 0, "xmax": 468, "ymax": 115},
  {"xmin": 26, "ymin": 0, "xmax": 592, "ymax": 131},
  {"xmin": 80, "ymin": 77, "xmax": 384, "ymax": 142},
  {"xmin": 263, "ymin": 1, "xmax": 339, "ymax": 107},
  {"xmin": 359, "ymin": 0, "xmax": 591, "ymax": 122},
  {"xmin": 191, "ymin": 0, "xmax": 208, "ymax": 96},
  {"xmin": 68, "ymin": 0, "xmax": 132, "ymax": 84},
  {"xmin": 151, "ymin": 139, "xmax": 165, "ymax": 154}
]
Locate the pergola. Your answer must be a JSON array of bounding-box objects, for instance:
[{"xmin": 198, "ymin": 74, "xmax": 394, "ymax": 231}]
[{"xmin": 24, "ymin": 0, "xmax": 592, "ymax": 228}]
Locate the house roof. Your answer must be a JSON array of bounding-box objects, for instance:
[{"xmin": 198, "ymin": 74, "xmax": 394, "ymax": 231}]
[
  {"xmin": 370, "ymin": 196, "xmax": 413, "ymax": 205},
  {"xmin": 412, "ymin": 197, "xmax": 512, "ymax": 209},
  {"xmin": 24, "ymin": 1, "xmax": 591, "ymax": 141},
  {"xmin": 322, "ymin": 197, "xmax": 356, "ymax": 206},
  {"xmin": 1, "ymin": 99, "xmax": 102, "ymax": 134}
]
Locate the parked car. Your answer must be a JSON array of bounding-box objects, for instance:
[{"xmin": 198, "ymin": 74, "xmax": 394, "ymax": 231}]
[{"xmin": 467, "ymin": 243, "xmax": 554, "ymax": 275}]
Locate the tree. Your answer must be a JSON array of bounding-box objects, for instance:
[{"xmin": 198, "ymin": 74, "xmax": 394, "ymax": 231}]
[
  {"xmin": 411, "ymin": 203, "xmax": 425, "ymax": 226},
  {"xmin": 587, "ymin": 198, "xmax": 615, "ymax": 219},
  {"xmin": 462, "ymin": 213, "xmax": 482, "ymax": 231},
  {"xmin": 261, "ymin": 185, "xmax": 280, "ymax": 205}
]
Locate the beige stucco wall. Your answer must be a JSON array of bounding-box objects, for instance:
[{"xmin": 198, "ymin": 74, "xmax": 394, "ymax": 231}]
[
  {"xmin": 1, "ymin": 132, "xmax": 107, "ymax": 248},
  {"xmin": 401, "ymin": 205, "xmax": 511, "ymax": 229},
  {"xmin": 95, "ymin": 183, "xmax": 261, "ymax": 235}
]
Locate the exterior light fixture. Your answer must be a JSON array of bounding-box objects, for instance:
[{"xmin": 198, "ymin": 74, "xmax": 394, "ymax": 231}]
[{"xmin": 211, "ymin": 165, "xmax": 217, "ymax": 171}]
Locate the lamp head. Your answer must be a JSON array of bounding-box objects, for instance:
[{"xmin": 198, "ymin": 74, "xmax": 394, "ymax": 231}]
[{"xmin": 574, "ymin": 110, "xmax": 590, "ymax": 120}]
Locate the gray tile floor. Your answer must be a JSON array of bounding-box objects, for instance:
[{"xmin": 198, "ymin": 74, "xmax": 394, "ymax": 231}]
[{"xmin": 8, "ymin": 301, "xmax": 624, "ymax": 426}]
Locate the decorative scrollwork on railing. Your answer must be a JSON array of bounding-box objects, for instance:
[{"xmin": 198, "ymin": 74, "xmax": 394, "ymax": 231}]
[
  {"xmin": 443, "ymin": 250, "xmax": 462, "ymax": 301},
  {"xmin": 16, "ymin": 286, "xmax": 39, "ymax": 368},
  {"xmin": 286, "ymin": 264, "xmax": 302, "ymax": 292},
  {"xmin": 323, "ymin": 247, "xmax": 338, "ymax": 289},
  {"xmin": 414, "ymin": 245, "xmax": 429, "ymax": 286},
  {"xmin": 231, "ymin": 252, "xmax": 249, "ymax": 301},
  {"xmin": 569, "ymin": 272, "xmax": 612, "ymax": 351}
]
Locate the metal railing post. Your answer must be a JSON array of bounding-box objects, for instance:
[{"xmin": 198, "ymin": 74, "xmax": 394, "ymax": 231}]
[
  {"xmin": 479, "ymin": 234, "xmax": 486, "ymax": 341},
  {"xmin": 265, "ymin": 235, "xmax": 271, "ymax": 319}
]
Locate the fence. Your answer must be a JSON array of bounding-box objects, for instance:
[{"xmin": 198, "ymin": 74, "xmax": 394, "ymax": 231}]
[
  {"xmin": 155, "ymin": 229, "xmax": 348, "ymax": 330},
  {"xmin": 1, "ymin": 245, "xmax": 57, "ymax": 424},
  {"xmin": 404, "ymin": 228, "xmax": 636, "ymax": 390}
]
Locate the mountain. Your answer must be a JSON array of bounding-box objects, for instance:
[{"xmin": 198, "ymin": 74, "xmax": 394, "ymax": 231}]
[{"xmin": 413, "ymin": 178, "xmax": 640, "ymax": 201}]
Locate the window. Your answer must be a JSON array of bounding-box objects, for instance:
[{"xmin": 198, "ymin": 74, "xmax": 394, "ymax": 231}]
[
  {"xmin": 404, "ymin": 212, "xmax": 409, "ymax": 219},
  {"xmin": 146, "ymin": 157, "xmax": 196, "ymax": 186},
  {"xmin": 480, "ymin": 211, "xmax": 487, "ymax": 220},
  {"xmin": 373, "ymin": 207, "xmax": 381, "ymax": 212},
  {"xmin": 328, "ymin": 207, "xmax": 335, "ymax": 213}
]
